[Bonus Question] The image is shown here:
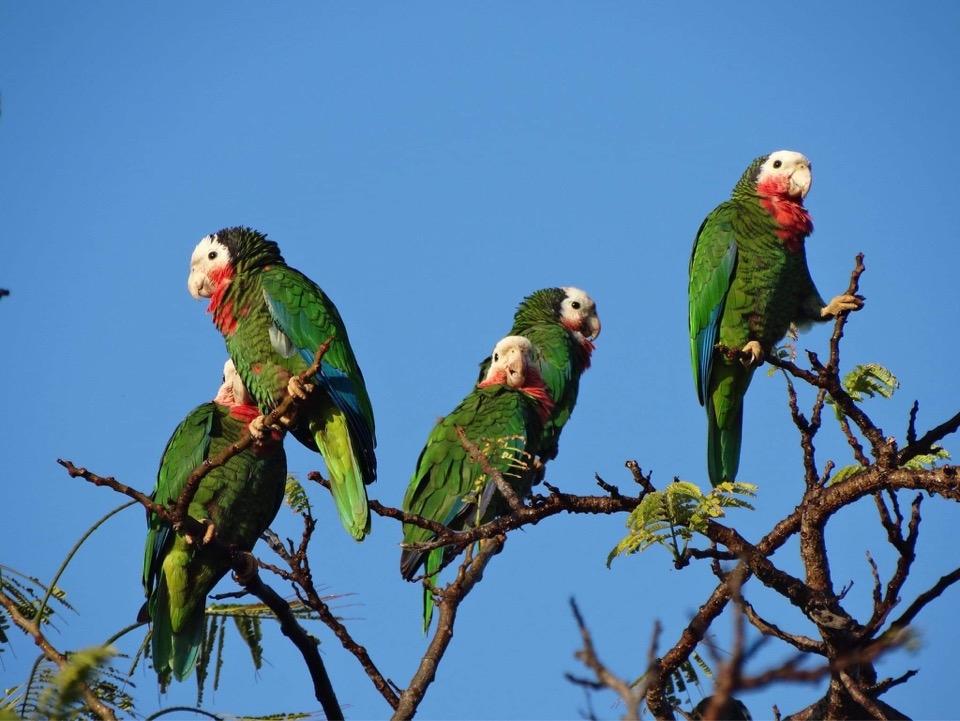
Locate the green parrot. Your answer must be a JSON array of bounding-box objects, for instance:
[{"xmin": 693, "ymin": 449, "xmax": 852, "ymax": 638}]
[
  {"xmin": 688, "ymin": 150, "xmax": 863, "ymax": 485},
  {"xmin": 187, "ymin": 226, "xmax": 376, "ymax": 540},
  {"xmin": 142, "ymin": 360, "xmax": 286, "ymax": 682},
  {"xmin": 478, "ymin": 287, "xmax": 600, "ymax": 464},
  {"xmin": 402, "ymin": 335, "xmax": 554, "ymax": 629}
]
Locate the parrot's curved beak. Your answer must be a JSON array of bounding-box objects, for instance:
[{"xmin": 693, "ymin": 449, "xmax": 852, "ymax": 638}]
[
  {"xmin": 503, "ymin": 349, "xmax": 528, "ymax": 389},
  {"xmin": 188, "ymin": 269, "xmax": 213, "ymax": 299},
  {"xmin": 584, "ymin": 315, "xmax": 601, "ymax": 341},
  {"xmin": 788, "ymin": 165, "xmax": 812, "ymax": 200}
]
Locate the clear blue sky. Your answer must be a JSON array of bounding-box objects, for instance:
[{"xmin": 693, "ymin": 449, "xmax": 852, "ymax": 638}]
[{"xmin": 2, "ymin": 2, "xmax": 958, "ymax": 718}]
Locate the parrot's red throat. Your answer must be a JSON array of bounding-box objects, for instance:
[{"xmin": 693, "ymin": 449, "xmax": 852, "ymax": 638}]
[
  {"xmin": 478, "ymin": 368, "xmax": 555, "ymax": 422},
  {"xmin": 207, "ymin": 266, "xmax": 238, "ymax": 336},
  {"xmin": 560, "ymin": 320, "xmax": 596, "ymax": 369},
  {"xmin": 756, "ymin": 176, "xmax": 813, "ymax": 252}
]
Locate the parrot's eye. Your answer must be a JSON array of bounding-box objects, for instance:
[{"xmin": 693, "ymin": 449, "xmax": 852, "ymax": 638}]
[
  {"xmin": 208, "ymin": 251, "xmax": 218, "ymax": 260},
  {"xmin": 571, "ymin": 301, "xmax": 581, "ymax": 310},
  {"xmin": 494, "ymin": 353, "xmax": 500, "ymax": 362},
  {"xmin": 772, "ymin": 160, "xmax": 782, "ymax": 169}
]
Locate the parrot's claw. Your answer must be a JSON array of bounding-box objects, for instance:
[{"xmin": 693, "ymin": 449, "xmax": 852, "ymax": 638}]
[
  {"xmin": 249, "ymin": 415, "xmax": 268, "ymax": 440},
  {"xmin": 184, "ymin": 519, "xmax": 216, "ymax": 546},
  {"xmin": 231, "ymin": 551, "xmax": 259, "ymax": 585},
  {"xmin": 287, "ymin": 376, "xmax": 315, "ymax": 401},
  {"xmin": 739, "ymin": 341, "xmax": 764, "ymax": 368},
  {"xmin": 821, "ymin": 293, "xmax": 865, "ymax": 319}
]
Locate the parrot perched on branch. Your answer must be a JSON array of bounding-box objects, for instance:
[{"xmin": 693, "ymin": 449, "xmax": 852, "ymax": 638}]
[
  {"xmin": 402, "ymin": 335, "xmax": 554, "ymax": 629},
  {"xmin": 142, "ymin": 361, "xmax": 286, "ymax": 682},
  {"xmin": 688, "ymin": 150, "xmax": 863, "ymax": 486},
  {"xmin": 479, "ymin": 287, "xmax": 600, "ymax": 464},
  {"xmin": 187, "ymin": 226, "xmax": 376, "ymax": 540}
]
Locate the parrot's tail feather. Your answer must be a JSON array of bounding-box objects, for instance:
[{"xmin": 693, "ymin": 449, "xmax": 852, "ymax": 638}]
[
  {"xmin": 312, "ymin": 411, "xmax": 371, "ymax": 541},
  {"xmin": 421, "ymin": 548, "xmax": 443, "ymax": 633},
  {"xmin": 149, "ymin": 576, "xmax": 204, "ymax": 682},
  {"xmin": 707, "ymin": 396, "xmax": 743, "ymax": 486},
  {"xmin": 400, "ymin": 548, "xmax": 423, "ymax": 581},
  {"xmin": 171, "ymin": 614, "xmax": 204, "ymax": 681}
]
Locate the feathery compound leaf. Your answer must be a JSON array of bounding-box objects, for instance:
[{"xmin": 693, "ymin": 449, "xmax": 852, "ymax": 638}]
[
  {"xmin": 827, "ymin": 464, "xmax": 864, "ymax": 486},
  {"xmin": 33, "ymin": 645, "xmax": 134, "ymax": 720},
  {"xmin": 213, "ymin": 618, "xmax": 227, "ymax": 692},
  {"xmin": 206, "ymin": 601, "xmax": 321, "ymax": 621},
  {"xmin": 195, "ymin": 615, "xmax": 220, "ymax": 706},
  {"xmin": 902, "ymin": 446, "xmax": 950, "ymax": 469},
  {"xmin": 827, "ymin": 363, "xmax": 899, "ymax": 420},
  {"xmin": 608, "ymin": 481, "xmax": 756, "ymax": 564},
  {"xmin": 844, "ymin": 363, "xmax": 899, "ymax": 401},
  {"xmin": 829, "ymin": 445, "xmax": 949, "ymax": 486},
  {"xmin": 284, "ymin": 475, "xmax": 312, "ymax": 516},
  {"xmin": 233, "ymin": 615, "xmax": 264, "ymax": 671}
]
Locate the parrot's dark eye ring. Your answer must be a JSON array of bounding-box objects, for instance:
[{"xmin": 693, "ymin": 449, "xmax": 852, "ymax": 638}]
[
  {"xmin": 571, "ymin": 301, "xmax": 581, "ymax": 310},
  {"xmin": 772, "ymin": 160, "xmax": 782, "ymax": 169},
  {"xmin": 208, "ymin": 251, "xmax": 218, "ymax": 260}
]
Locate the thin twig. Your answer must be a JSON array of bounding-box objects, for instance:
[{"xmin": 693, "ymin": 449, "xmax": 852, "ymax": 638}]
[
  {"xmin": 0, "ymin": 588, "xmax": 118, "ymax": 721},
  {"xmin": 454, "ymin": 426, "xmax": 523, "ymax": 512},
  {"xmin": 391, "ymin": 536, "xmax": 506, "ymax": 720}
]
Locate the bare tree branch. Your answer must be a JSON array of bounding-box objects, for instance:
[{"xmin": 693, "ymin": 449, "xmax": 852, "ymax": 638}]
[{"xmin": 391, "ymin": 536, "xmax": 506, "ymax": 720}]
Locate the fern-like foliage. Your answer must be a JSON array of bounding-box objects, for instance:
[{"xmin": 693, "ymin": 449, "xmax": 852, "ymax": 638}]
[
  {"xmin": 0, "ymin": 565, "xmax": 73, "ymax": 643},
  {"xmin": 16, "ymin": 648, "xmax": 135, "ymax": 720},
  {"xmin": 659, "ymin": 654, "xmax": 711, "ymax": 711},
  {"xmin": 206, "ymin": 601, "xmax": 321, "ymax": 621},
  {"xmin": 829, "ymin": 446, "xmax": 950, "ymax": 486},
  {"xmin": 827, "ymin": 363, "xmax": 899, "ymax": 420},
  {"xmin": 607, "ymin": 481, "xmax": 756, "ymax": 564},
  {"xmin": 285, "ymin": 475, "xmax": 312, "ymax": 516}
]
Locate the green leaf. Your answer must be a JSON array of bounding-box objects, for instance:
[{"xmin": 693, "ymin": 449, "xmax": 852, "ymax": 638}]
[
  {"xmin": 827, "ymin": 363, "xmax": 899, "ymax": 420},
  {"xmin": 902, "ymin": 447, "xmax": 950, "ymax": 470},
  {"xmin": 827, "ymin": 464, "xmax": 864, "ymax": 486},
  {"xmin": 233, "ymin": 615, "xmax": 264, "ymax": 672},
  {"xmin": 284, "ymin": 475, "xmax": 312, "ymax": 516},
  {"xmin": 607, "ymin": 481, "xmax": 756, "ymax": 564}
]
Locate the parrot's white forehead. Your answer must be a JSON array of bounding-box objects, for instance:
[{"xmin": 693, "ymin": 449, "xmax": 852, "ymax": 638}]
[
  {"xmin": 763, "ymin": 150, "xmax": 810, "ymax": 171},
  {"xmin": 491, "ymin": 335, "xmax": 534, "ymax": 357},
  {"xmin": 561, "ymin": 287, "xmax": 594, "ymax": 307},
  {"xmin": 190, "ymin": 234, "xmax": 230, "ymax": 264}
]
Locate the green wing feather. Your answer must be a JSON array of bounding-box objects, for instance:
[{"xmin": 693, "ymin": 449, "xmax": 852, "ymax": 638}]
[
  {"xmin": 689, "ymin": 203, "xmax": 746, "ymax": 486},
  {"xmin": 143, "ymin": 403, "xmax": 286, "ymax": 681},
  {"xmin": 688, "ymin": 205, "xmax": 739, "ymax": 405},
  {"xmin": 400, "ymin": 386, "xmax": 540, "ymax": 629},
  {"xmin": 259, "ymin": 265, "xmax": 375, "ymax": 540},
  {"xmin": 143, "ymin": 405, "xmax": 215, "ymax": 597}
]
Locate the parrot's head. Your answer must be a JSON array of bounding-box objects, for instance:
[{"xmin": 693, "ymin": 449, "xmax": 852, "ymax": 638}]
[
  {"xmin": 188, "ymin": 233, "xmax": 233, "ymax": 299},
  {"xmin": 483, "ymin": 336, "xmax": 538, "ymax": 389},
  {"xmin": 755, "ymin": 150, "xmax": 812, "ymax": 201},
  {"xmin": 188, "ymin": 227, "xmax": 283, "ymax": 299},
  {"xmin": 559, "ymin": 287, "xmax": 601, "ymax": 341},
  {"xmin": 214, "ymin": 359, "xmax": 254, "ymax": 407}
]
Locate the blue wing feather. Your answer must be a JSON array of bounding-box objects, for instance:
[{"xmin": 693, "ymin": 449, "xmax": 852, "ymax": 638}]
[
  {"xmin": 261, "ymin": 281, "xmax": 377, "ymax": 481},
  {"xmin": 690, "ymin": 218, "xmax": 738, "ymax": 406}
]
